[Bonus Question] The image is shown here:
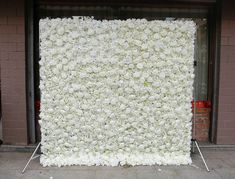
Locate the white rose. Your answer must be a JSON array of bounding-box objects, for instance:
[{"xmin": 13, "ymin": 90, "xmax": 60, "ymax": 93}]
[{"xmin": 136, "ymin": 63, "xmax": 144, "ymax": 69}]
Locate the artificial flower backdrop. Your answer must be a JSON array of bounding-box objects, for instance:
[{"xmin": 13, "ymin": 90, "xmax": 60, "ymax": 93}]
[{"xmin": 39, "ymin": 17, "xmax": 195, "ymax": 167}]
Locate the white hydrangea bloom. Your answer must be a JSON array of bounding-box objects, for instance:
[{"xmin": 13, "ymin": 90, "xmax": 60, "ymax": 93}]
[{"xmin": 39, "ymin": 17, "xmax": 196, "ymax": 167}]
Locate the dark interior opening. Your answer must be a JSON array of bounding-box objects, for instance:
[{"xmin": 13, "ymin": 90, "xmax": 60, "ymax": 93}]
[{"xmin": 33, "ymin": 1, "xmax": 215, "ymax": 143}]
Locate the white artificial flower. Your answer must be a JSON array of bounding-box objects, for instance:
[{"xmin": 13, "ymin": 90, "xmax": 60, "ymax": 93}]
[
  {"xmin": 142, "ymin": 52, "xmax": 150, "ymax": 59},
  {"xmin": 39, "ymin": 17, "xmax": 195, "ymax": 167},
  {"xmin": 57, "ymin": 27, "xmax": 64, "ymax": 35},
  {"xmin": 132, "ymin": 71, "xmax": 140, "ymax": 78},
  {"xmin": 136, "ymin": 63, "xmax": 144, "ymax": 69},
  {"xmin": 56, "ymin": 39, "xmax": 63, "ymax": 46}
]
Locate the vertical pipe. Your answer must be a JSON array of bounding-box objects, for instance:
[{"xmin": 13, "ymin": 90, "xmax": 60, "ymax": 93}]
[
  {"xmin": 25, "ymin": 0, "xmax": 36, "ymax": 143},
  {"xmin": 210, "ymin": 0, "xmax": 221, "ymax": 143}
]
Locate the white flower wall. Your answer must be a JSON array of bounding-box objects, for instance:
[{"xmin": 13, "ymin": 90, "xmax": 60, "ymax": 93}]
[{"xmin": 39, "ymin": 17, "xmax": 196, "ymax": 167}]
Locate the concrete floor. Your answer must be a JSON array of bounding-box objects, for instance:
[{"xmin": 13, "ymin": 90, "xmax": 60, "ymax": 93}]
[{"xmin": 0, "ymin": 148, "xmax": 235, "ymax": 179}]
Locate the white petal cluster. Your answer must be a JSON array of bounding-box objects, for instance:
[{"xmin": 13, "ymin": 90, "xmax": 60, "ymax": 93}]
[{"xmin": 39, "ymin": 17, "xmax": 195, "ymax": 167}]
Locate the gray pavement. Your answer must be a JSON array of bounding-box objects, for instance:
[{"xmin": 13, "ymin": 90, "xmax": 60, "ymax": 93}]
[{"xmin": 0, "ymin": 148, "xmax": 235, "ymax": 179}]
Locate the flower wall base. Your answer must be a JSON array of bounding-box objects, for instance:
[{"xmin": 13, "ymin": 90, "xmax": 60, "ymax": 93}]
[{"xmin": 39, "ymin": 17, "xmax": 196, "ymax": 167}]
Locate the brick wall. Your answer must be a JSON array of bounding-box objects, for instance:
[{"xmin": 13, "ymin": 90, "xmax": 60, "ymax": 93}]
[
  {"xmin": 193, "ymin": 109, "xmax": 210, "ymax": 142},
  {"xmin": 0, "ymin": 0, "xmax": 28, "ymax": 145},
  {"xmin": 217, "ymin": 0, "xmax": 235, "ymax": 144}
]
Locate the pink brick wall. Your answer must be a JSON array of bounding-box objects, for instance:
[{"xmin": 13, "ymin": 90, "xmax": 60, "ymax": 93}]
[
  {"xmin": 217, "ymin": 0, "xmax": 235, "ymax": 144},
  {"xmin": 0, "ymin": 0, "xmax": 28, "ymax": 145}
]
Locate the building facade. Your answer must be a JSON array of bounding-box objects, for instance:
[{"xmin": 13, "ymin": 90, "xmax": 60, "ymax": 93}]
[{"xmin": 0, "ymin": 0, "xmax": 235, "ymax": 146}]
